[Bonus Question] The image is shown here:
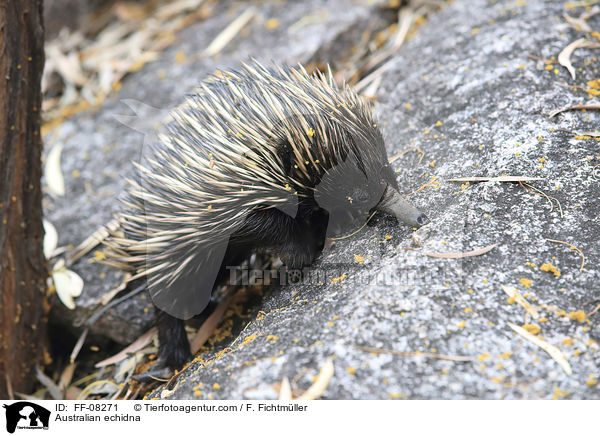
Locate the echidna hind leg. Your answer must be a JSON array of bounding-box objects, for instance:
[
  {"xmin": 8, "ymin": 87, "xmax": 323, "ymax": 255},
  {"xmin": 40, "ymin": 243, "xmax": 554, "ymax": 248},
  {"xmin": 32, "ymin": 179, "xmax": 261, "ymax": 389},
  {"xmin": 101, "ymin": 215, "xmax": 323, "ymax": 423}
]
[{"xmin": 156, "ymin": 309, "xmax": 192, "ymax": 370}]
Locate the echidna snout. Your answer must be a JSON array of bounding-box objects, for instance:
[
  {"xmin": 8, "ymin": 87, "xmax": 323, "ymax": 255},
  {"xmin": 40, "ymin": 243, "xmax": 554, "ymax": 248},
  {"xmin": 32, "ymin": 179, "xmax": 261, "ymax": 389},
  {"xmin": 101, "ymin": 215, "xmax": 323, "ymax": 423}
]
[{"xmin": 376, "ymin": 187, "xmax": 428, "ymax": 228}]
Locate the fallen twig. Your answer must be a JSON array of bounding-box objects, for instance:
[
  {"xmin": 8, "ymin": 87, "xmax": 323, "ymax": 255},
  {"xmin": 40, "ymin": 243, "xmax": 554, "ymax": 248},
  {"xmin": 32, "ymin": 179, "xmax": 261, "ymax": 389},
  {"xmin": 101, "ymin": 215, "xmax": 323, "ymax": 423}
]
[
  {"xmin": 421, "ymin": 243, "xmax": 498, "ymax": 259},
  {"xmin": 447, "ymin": 176, "xmax": 543, "ymax": 182},
  {"xmin": 549, "ymin": 104, "xmax": 600, "ymax": 118},
  {"xmin": 545, "ymin": 238, "xmax": 585, "ymax": 273},
  {"xmin": 519, "ymin": 182, "xmax": 563, "ymax": 218},
  {"xmin": 356, "ymin": 345, "xmax": 474, "ymax": 362}
]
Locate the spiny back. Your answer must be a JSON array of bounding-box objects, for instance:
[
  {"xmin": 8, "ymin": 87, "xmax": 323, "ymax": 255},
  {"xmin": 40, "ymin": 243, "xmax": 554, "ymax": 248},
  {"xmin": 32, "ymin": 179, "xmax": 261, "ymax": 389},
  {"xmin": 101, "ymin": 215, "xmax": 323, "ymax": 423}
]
[{"xmin": 105, "ymin": 61, "xmax": 386, "ymax": 315}]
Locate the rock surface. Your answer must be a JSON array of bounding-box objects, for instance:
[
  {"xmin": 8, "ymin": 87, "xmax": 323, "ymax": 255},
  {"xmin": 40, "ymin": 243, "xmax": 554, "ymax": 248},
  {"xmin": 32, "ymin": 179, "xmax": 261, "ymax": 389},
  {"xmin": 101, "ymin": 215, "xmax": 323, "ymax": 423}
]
[{"xmin": 47, "ymin": 0, "xmax": 600, "ymax": 399}]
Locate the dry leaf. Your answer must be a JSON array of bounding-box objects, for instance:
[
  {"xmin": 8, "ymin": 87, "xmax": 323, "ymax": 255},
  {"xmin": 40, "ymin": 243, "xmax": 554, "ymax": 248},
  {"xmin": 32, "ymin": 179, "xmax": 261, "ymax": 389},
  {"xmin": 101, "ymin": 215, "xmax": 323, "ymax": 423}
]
[
  {"xmin": 66, "ymin": 218, "xmax": 119, "ymax": 266},
  {"xmin": 558, "ymin": 38, "xmax": 600, "ymax": 80},
  {"xmin": 58, "ymin": 362, "xmax": 77, "ymax": 392},
  {"xmin": 447, "ymin": 176, "xmax": 543, "ymax": 182},
  {"xmin": 99, "ymin": 280, "xmax": 128, "ymax": 306},
  {"xmin": 296, "ymin": 358, "xmax": 334, "ymax": 400},
  {"xmin": 501, "ymin": 285, "xmax": 539, "ymax": 319},
  {"xmin": 156, "ymin": 0, "xmax": 205, "ymax": 20},
  {"xmin": 46, "ymin": 44, "xmax": 88, "ymax": 87},
  {"xmin": 563, "ymin": 14, "xmax": 592, "ymax": 32},
  {"xmin": 77, "ymin": 380, "xmax": 119, "ymax": 399},
  {"xmin": 52, "ymin": 259, "xmax": 84, "ymax": 310},
  {"xmin": 202, "ymin": 7, "xmax": 256, "ymax": 57},
  {"xmin": 44, "ymin": 143, "xmax": 65, "ymax": 196},
  {"xmin": 43, "ymin": 220, "xmax": 58, "ymax": 260},
  {"xmin": 507, "ymin": 322, "xmax": 572, "ymax": 375},
  {"xmin": 279, "ymin": 377, "xmax": 292, "ymax": 400},
  {"xmin": 190, "ymin": 293, "xmax": 233, "ymax": 353},
  {"xmin": 95, "ymin": 328, "xmax": 157, "ymax": 367},
  {"xmin": 36, "ymin": 366, "xmax": 62, "ymax": 400},
  {"xmin": 423, "ymin": 243, "xmax": 497, "ymax": 259}
]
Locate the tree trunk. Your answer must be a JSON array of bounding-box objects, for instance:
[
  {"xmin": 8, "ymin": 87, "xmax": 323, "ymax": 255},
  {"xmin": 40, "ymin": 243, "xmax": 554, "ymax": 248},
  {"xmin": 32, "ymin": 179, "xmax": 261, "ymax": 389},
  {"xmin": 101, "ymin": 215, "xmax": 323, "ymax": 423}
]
[{"xmin": 0, "ymin": 0, "xmax": 47, "ymax": 399}]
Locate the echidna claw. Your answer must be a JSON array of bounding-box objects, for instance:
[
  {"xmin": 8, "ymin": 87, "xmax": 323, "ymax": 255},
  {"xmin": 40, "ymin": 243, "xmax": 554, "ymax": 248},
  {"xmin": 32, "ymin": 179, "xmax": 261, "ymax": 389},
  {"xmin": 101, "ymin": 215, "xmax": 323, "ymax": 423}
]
[{"xmin": 133, "ymin": 363, "xmax": 173, "ymax": 383}]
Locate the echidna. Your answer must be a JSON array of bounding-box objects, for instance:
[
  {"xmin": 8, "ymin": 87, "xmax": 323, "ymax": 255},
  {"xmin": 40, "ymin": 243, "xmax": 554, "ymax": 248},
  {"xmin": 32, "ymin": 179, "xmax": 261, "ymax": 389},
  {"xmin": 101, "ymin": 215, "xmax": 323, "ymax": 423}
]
[{"xmin": 106, "ymin": 61, "xmax": 428, "ymax": 375}]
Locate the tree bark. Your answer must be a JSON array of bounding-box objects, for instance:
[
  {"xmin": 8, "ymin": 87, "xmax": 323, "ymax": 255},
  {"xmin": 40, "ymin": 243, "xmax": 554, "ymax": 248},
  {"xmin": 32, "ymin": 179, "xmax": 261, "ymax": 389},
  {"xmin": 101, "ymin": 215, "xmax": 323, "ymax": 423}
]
[{"xmin": 0, "ymin": 0, "xmax": 47, "ymax": 399}]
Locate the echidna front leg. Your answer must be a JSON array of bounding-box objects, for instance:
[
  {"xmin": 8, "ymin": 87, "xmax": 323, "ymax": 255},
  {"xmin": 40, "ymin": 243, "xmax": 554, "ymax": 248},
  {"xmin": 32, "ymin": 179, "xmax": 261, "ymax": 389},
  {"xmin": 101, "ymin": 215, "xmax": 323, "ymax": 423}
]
[
  {"xmin": 277, "ymin": 229, "xmax": 319, "ymax": 269},
  {"xmin": 239, "ymin": 208, "xmax": 322, "ymax": 269}
]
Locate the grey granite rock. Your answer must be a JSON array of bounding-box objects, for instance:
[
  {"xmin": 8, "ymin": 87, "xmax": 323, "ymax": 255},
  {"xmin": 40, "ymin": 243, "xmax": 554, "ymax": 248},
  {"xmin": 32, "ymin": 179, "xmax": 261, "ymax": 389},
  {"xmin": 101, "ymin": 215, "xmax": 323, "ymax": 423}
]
[
  {"xmin": 147, "ymin": 0, "xmax": 600, "ymax": 399},
  {"xmin": 46, "ymin": 0, "xmax": 600, "ymax": 399}
]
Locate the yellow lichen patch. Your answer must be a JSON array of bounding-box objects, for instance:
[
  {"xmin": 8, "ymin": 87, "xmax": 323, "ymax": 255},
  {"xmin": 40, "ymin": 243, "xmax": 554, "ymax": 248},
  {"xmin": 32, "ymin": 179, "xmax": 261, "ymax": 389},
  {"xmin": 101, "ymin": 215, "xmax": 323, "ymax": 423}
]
[
  {"xmin": 519, "ymin": 278, "xmax": 532, "ymax": 288},
  {"xmin": 331, "ymin": 273, "xmax": 347, "ymax": 285},
  {"xmin": 213, "ymin": 383, "xmax": 220, "ymax": 390},
  {"xmin": 239, "ymin": 334, "xmax": 258, "ymax": 347},
  {"xmin": 568, "ymin": 310, "xmax": 586, "ymax": 322},
  {"xmin": 346, "ymin": 366, "xmax": 356, "ymax": 376},
  {"xmin": 522, "ymin": 324, "xmax": 541, "ymax": 335},
  {"xmin": 265, "ymin": 18, "xmax": 280, "ymax": 29},
  {"xmin": 552, "ymin": 388, "xmax": 569, "ymax": 400},
  {"xmin": 477, "ymin": 352, "xmax": 490, "ymax": 362},
  {"xmin": 266, "ymin": 335, "xmax": 279, "ymax": 341},
  {"xmin": 354, "ymin": 254, "xmax": 365, "ymax": 264},
  {"xmin": 306, "ymin": 127, "xmax": 315, "ymax": 137},
  {"xmin": 526, "ymin": 261, "xmax": 537, "ymax": 268},
  {"xmin": 175, "ymin": 51, "xmax": 186, "ymax": 64},
  {"xmin": 491, "ymin": 376, "xmax": 505, "ymax": 383},
  {"xmin": 586, "ymin": 88, "xmax": 600, "ymax": 96},
  {"xmin": 464, "ymin": 307, "xmax": 473, "ymax": 313},
  {"xmin": 540, "ymin": 263, "xmax": 560, "ymax": 277},
  {"xmin": 389, "ymin": 392, "xmax": 407, "ymax": 399},
  {"xmin": 498, "ymin": 352, "xmax": 512, "ymax": 359},
  {"xmin": 586, "ymin": 374, "xmax": 597, "ymax": 386},
  {"xmin": 456, "ymin": 320, "xmax": 466, "ymax": 328},
  {"xmin": 574, "ymin": 135, "xmax": 592, "ymax": 140}
]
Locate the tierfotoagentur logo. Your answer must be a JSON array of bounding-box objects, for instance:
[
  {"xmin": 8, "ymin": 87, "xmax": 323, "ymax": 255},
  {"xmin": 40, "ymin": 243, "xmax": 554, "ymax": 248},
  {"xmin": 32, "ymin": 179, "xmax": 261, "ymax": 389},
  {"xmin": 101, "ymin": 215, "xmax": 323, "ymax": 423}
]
[{"xmin": 2, "ymin": 402, "xmax": 50, "ymax": 433}]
